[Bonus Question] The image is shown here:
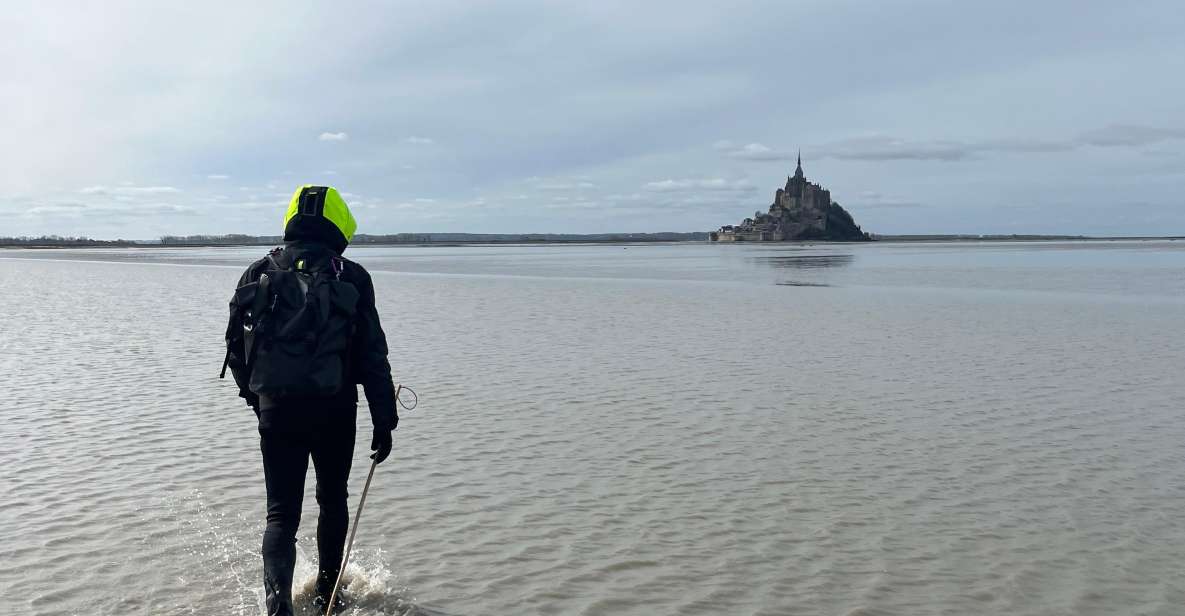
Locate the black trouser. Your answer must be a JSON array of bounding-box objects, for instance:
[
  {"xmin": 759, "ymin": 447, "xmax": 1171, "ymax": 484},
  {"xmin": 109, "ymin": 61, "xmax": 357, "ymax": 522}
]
[{"xmin": 258, "ymin": 406, "xmax": 356, "ymax": 616}]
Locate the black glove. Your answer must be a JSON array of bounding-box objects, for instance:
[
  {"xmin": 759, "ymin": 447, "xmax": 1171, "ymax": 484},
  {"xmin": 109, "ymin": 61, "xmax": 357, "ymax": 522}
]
[{"xmin": 370, "ymin": 428, "xmax": 393, "ymax": 464}]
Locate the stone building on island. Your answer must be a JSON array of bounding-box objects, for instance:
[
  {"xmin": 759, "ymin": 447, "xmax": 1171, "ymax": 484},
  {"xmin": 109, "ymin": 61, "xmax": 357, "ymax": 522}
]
[{"xmin": 709, "ymin": 153, "xmax": 870, "ymax": 242}]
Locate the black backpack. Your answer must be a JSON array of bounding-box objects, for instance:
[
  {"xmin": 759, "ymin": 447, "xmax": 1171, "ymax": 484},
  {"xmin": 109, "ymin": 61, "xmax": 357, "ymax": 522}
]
[{"xmin": 230, "ymin": 248, "xmax": 360, "ymax": 398}]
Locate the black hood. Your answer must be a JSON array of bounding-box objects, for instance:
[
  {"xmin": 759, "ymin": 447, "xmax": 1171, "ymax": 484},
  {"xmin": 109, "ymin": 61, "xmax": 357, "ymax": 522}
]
[{"xmin": 283, "ymin": 215, "xmax": 348, "ymax": 255}]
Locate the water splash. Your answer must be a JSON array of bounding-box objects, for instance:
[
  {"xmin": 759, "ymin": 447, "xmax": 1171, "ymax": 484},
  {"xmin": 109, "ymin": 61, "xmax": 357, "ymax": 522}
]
[
  {"xmin": 278, "ymin": 547, "xmax": 423, "ymax": 616},
  {"xmin": 172, "ymin": 490, "xmax": 426, "ymax": 615}
]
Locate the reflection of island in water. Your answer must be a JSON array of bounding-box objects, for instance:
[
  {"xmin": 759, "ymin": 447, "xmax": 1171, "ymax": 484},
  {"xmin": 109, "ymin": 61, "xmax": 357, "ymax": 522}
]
[
  {"xmin": 749, "ymin": 253, "xmax": 855, "ymax": 270},
  {"xmin": 776, "ymin": 280, "xmax": 831, "ymax": 287},
  {"xmin": 749, "ymin": 251, "xmax": 854, "ymax": 287}
]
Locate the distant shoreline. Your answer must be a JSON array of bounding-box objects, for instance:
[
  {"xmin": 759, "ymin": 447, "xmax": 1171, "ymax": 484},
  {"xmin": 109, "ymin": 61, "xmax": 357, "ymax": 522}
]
[
  {"xmin": 873, "ymin": 234, "xmax": 1185, "ymax": 242},
  {"xmin": 2, "ymin": 233, "xmax": 1182, "ymax": 249}
]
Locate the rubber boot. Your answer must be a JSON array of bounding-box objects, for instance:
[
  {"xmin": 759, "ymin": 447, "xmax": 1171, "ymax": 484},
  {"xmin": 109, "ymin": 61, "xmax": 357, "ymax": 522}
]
[
  {"xmin": 263, "ymin": 566, "xmax": 294, "ymax": 616},
  {"xmin": 262, "ymin": 532, "xmax": 297, "ymax": 616},
  {"xmin": 312, "ymin": 570, "xmax": 346, "ymax": 614}
]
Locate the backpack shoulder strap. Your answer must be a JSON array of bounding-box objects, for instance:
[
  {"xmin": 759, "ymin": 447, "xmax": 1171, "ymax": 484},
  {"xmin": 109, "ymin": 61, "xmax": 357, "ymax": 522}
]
[
  {"xmin": 241, "ymin": 250, "xmax": 284, "ymax": 368},
  {"xmin": 264, "ymin": 246, "xmax": 288, "ymax": 272}
]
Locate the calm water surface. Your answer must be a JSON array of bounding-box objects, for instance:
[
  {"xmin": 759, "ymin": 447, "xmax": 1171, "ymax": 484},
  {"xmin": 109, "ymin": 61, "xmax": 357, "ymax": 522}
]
[{"xmin": 1, "ymin": 241, "xmax": 1183, "ymax": 616}]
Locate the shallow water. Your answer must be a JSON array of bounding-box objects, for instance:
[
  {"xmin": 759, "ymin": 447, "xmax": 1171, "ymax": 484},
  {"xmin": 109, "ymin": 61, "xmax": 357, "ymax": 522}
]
[{"xmin": 1, "ymin": 240, "xmax": 1183, "ymax": 615}]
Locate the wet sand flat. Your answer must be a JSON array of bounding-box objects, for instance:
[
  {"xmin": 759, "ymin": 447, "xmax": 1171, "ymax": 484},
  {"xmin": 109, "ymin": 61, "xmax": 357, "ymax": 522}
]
[{"xmin": 1, "ymin": 241, "xmax": 1183, "ymax": 615}]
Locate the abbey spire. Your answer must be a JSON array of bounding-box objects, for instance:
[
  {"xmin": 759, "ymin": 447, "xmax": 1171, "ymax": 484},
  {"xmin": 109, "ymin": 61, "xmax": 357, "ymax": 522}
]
[{"xmin": 793, "ymin": 149, "xmax": 804, "ymax": 179}]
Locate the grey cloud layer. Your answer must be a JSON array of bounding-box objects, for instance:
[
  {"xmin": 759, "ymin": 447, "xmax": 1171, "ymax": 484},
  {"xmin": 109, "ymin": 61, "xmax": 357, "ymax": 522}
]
[
  {"xmin": 719, "ymin": 125, "xmax": 1185, "ymax": 162},
  {"xmin": 3, "ymin": 0, "xmax": 1184, "ymax": 237}
]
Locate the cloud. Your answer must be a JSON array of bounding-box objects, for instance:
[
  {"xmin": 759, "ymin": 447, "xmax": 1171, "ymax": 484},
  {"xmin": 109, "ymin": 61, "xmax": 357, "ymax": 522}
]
[
  {"xmin": 1077, "ymin": 125, "xmax": 1185, "ymax": 147},
  {"xmin": 977, "ymin": 138, "xmax": 1075, "ymax": 153},
  {"xmin": 207, "ymin": 174, "xmax": 230, "ymax": 180},
  {"xmin": 804, "ymin": 136, "xmax": 1040, "ymax": 161},
  {"xmin": 5, "ymin": 3, "xmax": 1185, "ymax": 236},
  {"xmin": 79, "ymin": 185, "xmax": 182, "ymax": 195},
  {"xmin": 643, "ymin": 178, "xmax": 756, "ymax": 193},
  {"xmin": 719, "ymin": 125, "xmax": 1185, "ymax": 164},
  {"xmin": 534, "ymin": 181, "xmax": 597, "ymax": 191},
  {"xmin": 848, "ymin": 191, "xmax": 924, "ymax": 208},
  {"xmin": 720, "ymin": 143, "xmax": 796, "ymax": 161},
  {"xmin": 23, "ymin": 200, "xmax": 197, "ymax": 219},
  {"xmin": 816, "ymin": 136, "xmax": 972, "ymax": 161},
  {"xmin": 25, "ymin": 203, "xmax": 89, "ymax": 217},
  {"xmin": 126, "ymin": 204, "xmax": 199, "ymax": 215}
]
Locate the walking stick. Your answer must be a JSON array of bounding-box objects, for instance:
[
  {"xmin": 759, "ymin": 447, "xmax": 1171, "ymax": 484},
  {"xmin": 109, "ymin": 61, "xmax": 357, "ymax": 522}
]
[{"xmin": 325, "ymin": 384, "xmax": 404, "ymax": 615}]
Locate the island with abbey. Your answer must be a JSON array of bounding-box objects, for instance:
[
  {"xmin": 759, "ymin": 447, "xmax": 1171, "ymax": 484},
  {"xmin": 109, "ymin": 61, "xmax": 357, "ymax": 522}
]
[{"xmin": 710, "ymin": 153, "xmax": 871, "ymax": 242}]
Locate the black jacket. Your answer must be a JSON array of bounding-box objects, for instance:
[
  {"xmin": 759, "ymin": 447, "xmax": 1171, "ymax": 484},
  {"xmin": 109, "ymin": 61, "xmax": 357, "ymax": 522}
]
[{"xmin": 224, "ymin": 240, "xmax": 398, "ymax": 431}]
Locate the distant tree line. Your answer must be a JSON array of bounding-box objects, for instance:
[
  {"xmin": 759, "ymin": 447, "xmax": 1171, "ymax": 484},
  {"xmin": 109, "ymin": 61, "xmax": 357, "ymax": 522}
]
[
  {"xmin": 7, "ymin": 232, "xmax": 717, "ymax": 248},
  {"xmin": 352, "ymin": 232, "xmax": 711, "ymax": 243},
  {"xmin": 159, "ymin": 234, "xmax": 281, "ymax": 245},
  {"xmin": 0, "ymin": 235, "xmax": 136, "ymax": 247},
  {"xmin": 872, "ymin": 234, "xmax": 1092, "ymax": 241},
  {"xmin": 158, "ymin": 232, "xmax": 712, "ymax": 245}
]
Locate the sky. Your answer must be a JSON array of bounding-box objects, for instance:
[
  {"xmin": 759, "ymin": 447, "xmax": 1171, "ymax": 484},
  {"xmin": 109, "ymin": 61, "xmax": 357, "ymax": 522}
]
[{"xmin": 3, "ymin": 0, "xmax": 1184, "ymax": 239}]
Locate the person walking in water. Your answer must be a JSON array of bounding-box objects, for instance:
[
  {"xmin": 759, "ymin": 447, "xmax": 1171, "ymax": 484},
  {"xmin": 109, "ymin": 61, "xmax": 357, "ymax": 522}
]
[{"xmin": 223, "ymin": 185, "xmax": 398, "ymax": 615}]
